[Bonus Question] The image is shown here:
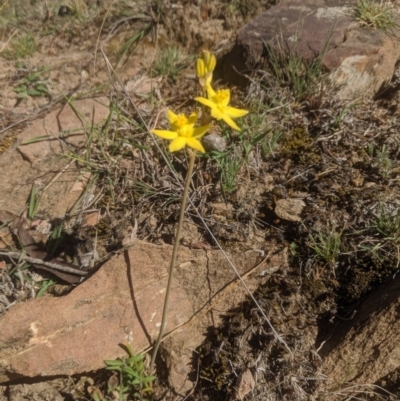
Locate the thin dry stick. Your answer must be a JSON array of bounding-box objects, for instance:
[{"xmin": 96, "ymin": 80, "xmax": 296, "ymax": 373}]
[
  {"xmin": 149, "ymin": 149, "xmax": 197, "ymax": 373},
  {"xmin": 0, "ymin": 251, "xmax": 87, "ymax": 276},
  {"xmin": 93, "ymin": 0, "xmax": 115, "ymax": 75}
]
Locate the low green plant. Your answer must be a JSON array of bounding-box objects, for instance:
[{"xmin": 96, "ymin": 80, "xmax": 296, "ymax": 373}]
[
  {"xmin": 239, "ymin": 100, "xmax": 278, "ymax": 159},
  {"xmin": 308, "ymin": 225, "xmax": 342, "ymax": 266},
  {"xmin": 330, "ymin": 105, "xmax": 349, "ymax": 131},
  {"xmin": 228, "ymin": 0, "xmax": 251, "ymax": 17},
  {"xmin": 152, "ymin": 45, "xmax": 190, "ymax": 81},
  {"xmin": 264, "ymin": 41, "xmax": 327, "ymax": 100},
  {"xmin": 370, "ymin": 203, "xmax": 400, "ymax": 242},
  {"xmin": 376, "ymin": 144, "xmax": 392, "ymax": 178},
  {"xmin": 354, "ymin": 0, "xmax": 397, "ymax": 31},
  {"xmin": 69, "ymin": 0, "xmax": 88, "ymax": 19},
  {"xmin": 263, "ymin": 21, "xmax": 334, "ymax": 100},
  {"xmin": 366, "ymin": 143, "xmax": 392, "ymax": 178},
  {"xmin": 36, "ymin": 279, "xmax": 56, "ymax": 297},
  {"xmin": 210, "ymin": 148, "xmax": 243, "ymax": 195},
  {"xmin": 2, "ymin": 32, "xmax": 37, "ymax": 60},
  {"xmin": 27, "ymin": 184, "xmax": 42, "ymax": 220},
  {"xmin": 289, "ymin": 242, "xmax": 298, "ymax": 258},
  {"xmin": 14, "ymin": 67, "xmax": 51, "ymax": 99},
  {"xmin": 45, "ymin": 223, "xmax": 65, "ymax": 257},
  {"xmin": 261, "ymin": 128, "xmax": 282, "ymax": 158},
  {"xmin": 96, "ymin": 345, "xmax": 155, "ymax": 401},
  {"xmin": 358, "ymin": 203, "xmax": 400, "ymax": 266}
]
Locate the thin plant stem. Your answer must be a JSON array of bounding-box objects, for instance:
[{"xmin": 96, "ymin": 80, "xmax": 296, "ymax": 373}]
[
  {"xmin": 149, "ymin": 149, "xmax": 197, "ymax": 374},
  {"xmin": 200, "ymin": 85, "xmax": 207, "ymax": 126}
]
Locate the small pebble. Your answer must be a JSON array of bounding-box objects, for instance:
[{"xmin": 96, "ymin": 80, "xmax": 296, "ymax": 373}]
[{"xmin": 202, "ymin": 133, "xmax": 227, "ymax": 152}]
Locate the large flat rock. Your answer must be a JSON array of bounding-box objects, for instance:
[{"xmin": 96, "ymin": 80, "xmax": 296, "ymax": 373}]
[{"xmin": 0, "ymin": 240, "xmax": 287, "ymax": 388}]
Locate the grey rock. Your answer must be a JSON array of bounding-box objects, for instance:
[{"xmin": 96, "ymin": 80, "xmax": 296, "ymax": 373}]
[{"xmin": 202, "ymin": 133, "xmax": 227, "ymax": 152}]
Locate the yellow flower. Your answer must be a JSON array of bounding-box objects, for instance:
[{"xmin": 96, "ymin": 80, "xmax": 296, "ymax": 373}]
[
  {"xmin": 196, "ymin": 50, "xmax": 216, "ymax": 86},
  {"xmin": 151, "ymin": 110, "xmax": 211, "ymax": 153},
  {"xmin": 194, "ymin": 84, "xmax": 249, "ymax": 131}
]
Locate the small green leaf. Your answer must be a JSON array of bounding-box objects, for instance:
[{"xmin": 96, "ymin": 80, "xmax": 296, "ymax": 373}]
[
  {"xmin": 127, "ymin": 354, "xmax": 144, "ymax": 364},
  {"xmin": 123, "ymin": 366, "xmax": 140, "ymax": 378},
  {"xmin": 27, "ymin": 89, "xmax": 44, "ymax": 96},
  {"xmin": 14, "ymin": 85, "xmax": 27, "ymax": 93},
  {"xmin": 105, "ymin": 359, "xmax": 124, "ymax": 367},
  {"xmin": 142, "ymin": 376, "xmax": 156, "ymax": 383}
]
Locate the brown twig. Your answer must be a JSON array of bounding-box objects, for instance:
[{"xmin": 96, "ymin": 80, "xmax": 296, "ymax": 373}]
[{"xmin": 0, "ymin": 251, "xmax": 87, "ymax": 276}]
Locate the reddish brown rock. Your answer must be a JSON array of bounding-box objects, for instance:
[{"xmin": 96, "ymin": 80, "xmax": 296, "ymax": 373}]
[
  {"xmin": 0, "ymin": 240, "xmax": 287, "ymax": 389},
  {"xmin": 319, "ymin": 273, "xmax": 400, "ymax": 394},
  {"xmin": 223, "ymin": 0, "xmax": 400, "ymax": 99},
  {"xmin": 0, "ymin": 241, "xmax": 190, "ymax": 382},
  {"xmin": 17, "ymin": 97, "xmax": 110, "ymax": 164},
  {"xmin": 0, "ymin": 98, "xmax": 109, "ymax": 218}
]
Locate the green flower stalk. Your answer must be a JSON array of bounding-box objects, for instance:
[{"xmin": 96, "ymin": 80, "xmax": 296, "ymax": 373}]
[{"xmin": 149, "ymin": 112, "xmax": 211, "ymax": 374}]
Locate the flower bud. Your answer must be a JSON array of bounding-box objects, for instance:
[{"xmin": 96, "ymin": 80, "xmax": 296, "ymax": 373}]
[
  {"xmin": 196, "ymin": 58, "xmax": 206, "ymax": 79},
  {"xmin": 204, "ymin": 51, "xmax": 216, "ymax": 73}
]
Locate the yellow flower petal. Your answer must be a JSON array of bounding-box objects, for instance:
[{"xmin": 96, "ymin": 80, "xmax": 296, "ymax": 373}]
[
  {"xmin": 151, "ymin": 129, "xmax": 178, "ymax": 140},
  {"xmin": 194, "ymin": 96, "xmax": 216, "ymax": 110},
  {"xmin": 210, "ymin": 107, "xmax": 224, "ymax": 120},
  {"xmin": 206, "ymin": 84, "xmax": 217, "ymax": 99},
  {"xmin": 221, "ymin": 114, "xmax": 241, "ymax": 131},
  {"xmin": 167, "ymin": 110, "xmax": 178, "ymax": 123},
  {"xmin": 218, "ymin": 89, "xmax": 230, "ymax": 107},
  {"xmin": 169, "ymin": 137, "xmax": 187, "ymax": 152},
  {"xmin": 192, "ymin": 124, "xmax": 212, "ymax": 139},
  {"xmin": 187, "ymin": 137, "xmax": 206, "ymax": 153},
  {"xmin": 187, "ymin": 111, "xmax": 198, "ymax": 126},
  {"xmin": 223, "ymin": 106, "xmax": 249, "ymax": 118}
]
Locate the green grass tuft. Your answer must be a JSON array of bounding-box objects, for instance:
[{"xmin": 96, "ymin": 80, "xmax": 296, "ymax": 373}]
[
  {"xmin": 152, "ymin": 45, "xmax": 191, "ymax": 81},
  {"xmin": 354, "ymin": 0, "xmax": 397, "ymax": 31},
  {"xmin": 2, "ymin": 32, "xmax": 37, "ymax": 60}
]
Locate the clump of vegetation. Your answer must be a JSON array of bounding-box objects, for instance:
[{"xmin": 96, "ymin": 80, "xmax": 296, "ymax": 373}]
[
  {"xmin": 14, "ymin": 67, "xmax": 51, "ymax": 100},
  {"xmin": 152, "ymin": 45, "xmax": 191, "ymax": 81},
  {"xmin": 279, "ymin": 126, "xmax": 321, "ymax": 165},
  {"xmin": 89, "ymin": 345, "xmax": 155, "ymax": 401},
  {"xmin": 1, "ymin": 32, "xmax": 37, "ymax": 60},
  {"xmin": 263, "ymin": 41, "xmax": 327, "ymax": 100},
  {"xmin": 308, "ymin": 225, "xmax": 342, "ymax": 267},
  {"xmin": 354, "ymin": 0, "xmax": 397, "ymax": 31}
]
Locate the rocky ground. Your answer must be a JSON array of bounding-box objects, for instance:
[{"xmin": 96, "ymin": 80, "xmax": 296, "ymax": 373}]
[{"xmin": 2, "ymin": 0, "xmax": 400, "ymax": 400}]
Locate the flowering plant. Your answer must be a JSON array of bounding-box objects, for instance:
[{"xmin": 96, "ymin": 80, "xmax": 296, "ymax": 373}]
[{"xmin": 149, "ymin": 50, "xmax": 249, "ymax": 373}]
